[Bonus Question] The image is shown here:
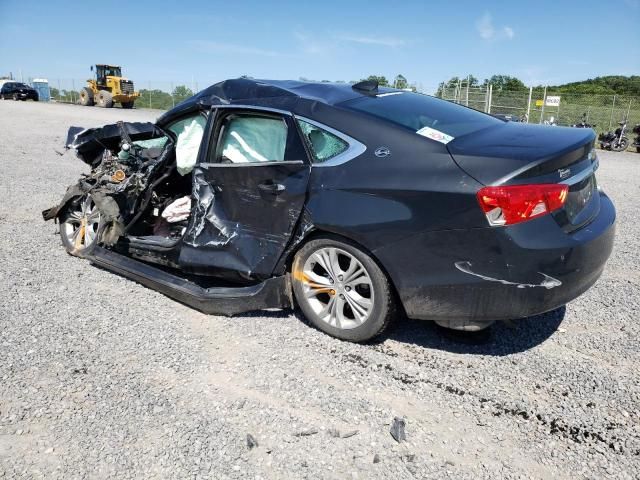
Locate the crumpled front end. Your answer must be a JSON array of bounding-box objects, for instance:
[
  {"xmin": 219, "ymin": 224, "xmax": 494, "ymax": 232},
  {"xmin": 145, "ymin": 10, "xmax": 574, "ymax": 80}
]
[{"xmin": 43, "ymin": 122, "xmax": 172, "ymax": 246}]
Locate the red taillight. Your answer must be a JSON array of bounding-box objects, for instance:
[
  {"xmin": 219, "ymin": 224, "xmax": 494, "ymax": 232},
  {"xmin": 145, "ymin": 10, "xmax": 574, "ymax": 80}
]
[{"xmin": 477, "ymin": 184, "xmax": 569, "ymax": 226}]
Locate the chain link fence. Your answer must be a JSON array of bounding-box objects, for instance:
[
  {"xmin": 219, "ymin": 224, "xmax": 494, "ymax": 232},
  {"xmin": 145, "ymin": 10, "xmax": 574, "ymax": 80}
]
[
  {"xmin": 438, "ymin": 82, "xmax": 640, "ymax": 135},
  {"xmin": 5, "ymin": 74, "xmax": 640, "ymax": 137}
]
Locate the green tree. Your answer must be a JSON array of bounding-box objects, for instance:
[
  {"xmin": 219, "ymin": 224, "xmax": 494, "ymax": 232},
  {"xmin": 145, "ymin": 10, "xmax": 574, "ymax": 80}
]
[
  {"xmin": 361, "ymin": 75, "xmax": 390, "ymax": 87},
  {"xmin": 484, "ymin": 75, "xmax": 526, "ymax": 91},
  {"xmin": 172, "ymin": 85, "xmax": 194, "ymax": 105},
  {"xmin": 394, "ymin": 74, "xmax": 408, "ymax": 89}
]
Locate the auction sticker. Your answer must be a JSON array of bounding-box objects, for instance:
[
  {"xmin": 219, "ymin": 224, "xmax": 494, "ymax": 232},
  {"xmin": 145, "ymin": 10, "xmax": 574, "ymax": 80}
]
[{"xmin": 416, "ymin": 126, "xmax": 454, "ymax": 144}]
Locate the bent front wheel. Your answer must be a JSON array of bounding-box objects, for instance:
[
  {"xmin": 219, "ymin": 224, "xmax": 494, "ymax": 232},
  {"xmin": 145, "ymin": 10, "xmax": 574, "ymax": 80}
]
[{"xmin": 59, "ymin": 195, "xmax": 102, "ymax": 256}]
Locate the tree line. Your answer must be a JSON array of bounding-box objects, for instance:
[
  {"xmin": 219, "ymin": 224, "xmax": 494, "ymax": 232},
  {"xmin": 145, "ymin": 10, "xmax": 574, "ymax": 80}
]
[{"xmin": 437, "ymin": 74, "xmax": 640, "ymax": 96}]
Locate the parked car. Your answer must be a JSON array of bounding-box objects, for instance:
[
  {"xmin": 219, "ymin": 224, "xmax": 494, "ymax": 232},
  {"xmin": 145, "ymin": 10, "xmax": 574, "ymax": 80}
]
[
  {"xmin": 0, "ymin": 81, "xmax": 39, "ymax": 101},
  {"xmin": 43, "ymin": 79, "xmax": 615, "ymax": 342}
]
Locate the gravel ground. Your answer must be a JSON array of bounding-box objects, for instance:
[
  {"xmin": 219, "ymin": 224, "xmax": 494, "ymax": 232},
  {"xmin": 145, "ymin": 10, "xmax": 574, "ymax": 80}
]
[{"xmin": 1, "ymin": 101, "xmax": 639, "ymax": 479}]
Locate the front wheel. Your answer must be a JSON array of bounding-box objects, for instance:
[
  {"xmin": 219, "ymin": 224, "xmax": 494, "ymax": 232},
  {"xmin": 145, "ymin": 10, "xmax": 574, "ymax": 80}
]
[
  {"xmin": 96, "ymin": 90, "xmax": 113, "ymax": 108},
  {"xmin": 291, "ymin": 237, "xmax": 396, "ymax": 342},
  {"xmin": 121, "ymin": 101, "xmax": 134, "ymax": 109},
  {"xmin": 612, "ymin": 137, "xmax": 629, "ymax": 152},
  {"xmin": 59, "ymin": 196, "xmax": 102, "ymax": 256}
]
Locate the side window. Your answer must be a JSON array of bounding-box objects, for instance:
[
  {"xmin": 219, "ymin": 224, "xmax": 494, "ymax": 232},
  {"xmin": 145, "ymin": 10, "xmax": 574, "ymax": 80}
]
[
  {"xmin": 297, "ymin": 119, "xmax": 348, "ymax": 164},
  {"xmin": 168, "ymin": 113, "xmax": 207, "ymax": 175},
  {"xmin": 214, "ymin": 114, "xmax": 287, "ymax": 164}
]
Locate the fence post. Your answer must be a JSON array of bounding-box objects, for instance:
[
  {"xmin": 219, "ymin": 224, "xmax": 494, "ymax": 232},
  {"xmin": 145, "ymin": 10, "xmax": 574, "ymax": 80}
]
[
  {"xmin": 456, "ymin": 79, "xmax": 461, "ymax": 103},
  {"xmin": 625, "ymin": 99, "xmax": 632, "ymax": 121},
  {"xmin": 148, "ymin": 81, "xmax": 152, "ymax": 109},
  {"xmin": 609, "ymin": 95, "xmax": 616, "ymax": 130},
  {"xmin": 539, "ymin": 86, "xmax": 547, "ymax": 124},
  {"xmin": 526, "ymin": 86, "xmax": 532, "ymax": 123},
  {"xmin": 487, "ymin": 84, "xmax": 493, "ymax": 113},
  {"xmin": 465, "ymin": 75, "xmax": 470, "ymax": 107}
]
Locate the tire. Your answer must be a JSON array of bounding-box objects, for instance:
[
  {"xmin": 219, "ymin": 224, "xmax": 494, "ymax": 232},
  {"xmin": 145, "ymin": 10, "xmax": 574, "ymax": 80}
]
[
  {"xmin": 96, "ymin": 90, "xmax": 113, "ymax": 108},
  {"xmin": 79, "ymin": 87, "xmax": 94, "ymax": 106},
  {"xmin": 291, "ymin": 237, "xmax": 396, "ymax": 342},
  {"xmin": 13, "ymin": 94, "xmax": 19, "ymax": 101},
  {"xmin": 612, "ymin": 137, "xmax": 629, "ymax": 152},
  {"xmin": 59, "ymin": 195, "xmax": 103, "ymax": 257},
  {"xmin": 121, "ymin": 101, "xmax": 134, "ymax": 109},
  {"xmin": 636, "ymin": 147, "xmax": 640, "ymax": 154}
]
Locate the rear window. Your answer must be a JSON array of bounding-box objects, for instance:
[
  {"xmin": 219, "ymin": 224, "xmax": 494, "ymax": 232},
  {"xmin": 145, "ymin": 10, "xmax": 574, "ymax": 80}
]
[{"xmin": 340, "ymin": 92, "xmax": 501, "ymax": 141}]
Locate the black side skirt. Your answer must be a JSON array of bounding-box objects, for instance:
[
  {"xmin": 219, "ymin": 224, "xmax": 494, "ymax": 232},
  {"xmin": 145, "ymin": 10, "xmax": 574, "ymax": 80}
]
[{"xmin": 88, "ymin": 247, "xmax": 292, "ymax": 315}]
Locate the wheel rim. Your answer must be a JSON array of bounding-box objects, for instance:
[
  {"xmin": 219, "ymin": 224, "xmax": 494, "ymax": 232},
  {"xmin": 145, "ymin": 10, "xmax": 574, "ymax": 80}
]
[
  {"xmin": 62, "ymin": 196, "xmax": 100, "ymax": 250},
  {"xmin": 299, "ymin": 247, "xmax": 374, "ymax": 330}
]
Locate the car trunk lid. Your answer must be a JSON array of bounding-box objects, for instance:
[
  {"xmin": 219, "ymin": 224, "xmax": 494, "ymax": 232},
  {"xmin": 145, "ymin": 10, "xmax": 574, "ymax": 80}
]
[{"xmin": 448, "ymin": 122, "xmax": 599, "ymax": 232}]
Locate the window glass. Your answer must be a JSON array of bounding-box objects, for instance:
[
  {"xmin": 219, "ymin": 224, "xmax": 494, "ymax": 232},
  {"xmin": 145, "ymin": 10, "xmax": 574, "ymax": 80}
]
[
  {"xmin": 216, "ymin": 115, "xmax": 287, "ymax": 163},
  {"xmin": 297, "ymin": 120, "xmax": 348, "ymax": 164},
  {"xmin": 341, "ymin": 92, "xmax": 501, "ymax": 139}
]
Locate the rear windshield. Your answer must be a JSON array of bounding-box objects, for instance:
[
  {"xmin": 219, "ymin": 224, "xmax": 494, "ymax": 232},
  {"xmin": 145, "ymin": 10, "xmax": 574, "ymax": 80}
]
[{"xmin": 340, "ymin": 92, "xmax": 501, "ymax": 140}]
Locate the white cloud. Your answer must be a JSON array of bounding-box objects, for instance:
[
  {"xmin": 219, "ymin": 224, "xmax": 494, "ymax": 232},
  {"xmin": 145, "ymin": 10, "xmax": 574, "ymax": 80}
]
[
  {"xmin": 189, "ymin": 40, "xmax": 284, "ymax": 57},
  {"xmin": 335, "ymin": 34, "xmax": 406, "ymax": 48},
  {"xmin": 476, "ymin": 13, "xmax": 515, "ymax": 41},
  {"xmin": 503, "ymin": 26, "xmax": 515, "ymax": 39},
  {"xmin": 476, "ymin": 13, "xmax": 495, "ymax": 40}
]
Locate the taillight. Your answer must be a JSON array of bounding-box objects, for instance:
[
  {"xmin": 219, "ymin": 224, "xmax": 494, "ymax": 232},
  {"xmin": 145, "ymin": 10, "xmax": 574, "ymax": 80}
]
[{"xmin": 477, "ymin": 184, "xmax": 569, "ymax": 226}]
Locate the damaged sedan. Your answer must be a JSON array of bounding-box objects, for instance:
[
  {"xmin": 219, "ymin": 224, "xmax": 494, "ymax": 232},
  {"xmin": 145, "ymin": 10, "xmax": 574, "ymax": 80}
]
[{"xmin": 43, "ymin": 78, "xmax": 615, "ymax": 342}]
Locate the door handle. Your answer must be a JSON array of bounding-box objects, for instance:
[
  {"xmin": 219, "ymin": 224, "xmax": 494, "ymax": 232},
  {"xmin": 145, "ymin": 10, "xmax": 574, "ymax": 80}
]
[{"xmin": 258, "ymin": 182, "xmax": 286, "ymax": 195}]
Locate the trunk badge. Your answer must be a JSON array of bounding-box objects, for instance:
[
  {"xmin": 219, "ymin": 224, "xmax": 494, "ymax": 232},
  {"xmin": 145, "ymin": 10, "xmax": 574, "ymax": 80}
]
[{"xmin": 558, "ymin": 168, "xmax": 571, "ymax": 179}]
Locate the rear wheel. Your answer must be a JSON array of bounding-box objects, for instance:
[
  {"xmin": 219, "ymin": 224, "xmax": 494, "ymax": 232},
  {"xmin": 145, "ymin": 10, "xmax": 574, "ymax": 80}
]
[
  {"xmin": 96, "ymin": 90, "xmax": 113, "ymax": 108},
  {"xmin": 291, "ymin": 237, "xmax": 396, "ymax": 342},
  {"xmin": 121, "ymin": 101, "xmax": 134, "ymax": 109},
  {"xmin": 79, "ymin": 87, "xmax": 94, "ymax": 106},
  {"xmin": 13, "ymin": 93, "xmax": 19, "ymax": 101},
  {"xmin": 59, "ymin": 196, "xmax": 102, "ymax": 256}
]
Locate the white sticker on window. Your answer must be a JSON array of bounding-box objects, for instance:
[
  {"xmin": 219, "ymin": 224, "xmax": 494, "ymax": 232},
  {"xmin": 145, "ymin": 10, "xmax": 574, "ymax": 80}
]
[{"xmin": 416, "ymin": 126, "xmax": 454, "ymax": 144}]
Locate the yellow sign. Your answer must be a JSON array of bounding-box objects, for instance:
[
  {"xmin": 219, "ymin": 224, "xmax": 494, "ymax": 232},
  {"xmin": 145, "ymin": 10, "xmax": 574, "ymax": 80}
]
[{"xmin": 535, "ymin": 99, "xmax": 544, "ymax": 107}]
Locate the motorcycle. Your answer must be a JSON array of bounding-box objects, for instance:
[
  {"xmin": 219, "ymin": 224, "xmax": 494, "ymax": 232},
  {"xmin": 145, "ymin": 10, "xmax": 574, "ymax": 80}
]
[
  {"xmin": 632, "ymin": 123, "xmax": 640, "ymax": 153},
  {"xmin": 572, "ymin": 113, "xmax": 596, "ymax": 129},
  {"xmin": 599, "ymin": 120, "xmax": 629, "ymax": 152}
]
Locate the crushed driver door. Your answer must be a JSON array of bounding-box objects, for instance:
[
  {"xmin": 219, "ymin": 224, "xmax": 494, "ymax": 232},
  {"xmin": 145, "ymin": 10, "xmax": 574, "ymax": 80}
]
[{"xmin": 179, "ymin": 107, "xmax": 311, "ymax": 281}]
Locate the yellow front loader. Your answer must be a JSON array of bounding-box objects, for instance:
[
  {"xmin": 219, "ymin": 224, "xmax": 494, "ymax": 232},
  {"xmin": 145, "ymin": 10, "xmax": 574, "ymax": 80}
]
[{"xmin": 79, "ymin": 64, "xmax": 140, "ymax": 109}]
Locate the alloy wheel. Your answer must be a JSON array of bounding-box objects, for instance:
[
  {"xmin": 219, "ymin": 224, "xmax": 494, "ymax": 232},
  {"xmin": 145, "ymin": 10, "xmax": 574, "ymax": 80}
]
[
  {"xmin": 299, "ymin": 247, "xmax": 374, "ymax": 329},
  {"xmin": 61, "ymin": 196, "xmax": 101, "ymax": 250}
]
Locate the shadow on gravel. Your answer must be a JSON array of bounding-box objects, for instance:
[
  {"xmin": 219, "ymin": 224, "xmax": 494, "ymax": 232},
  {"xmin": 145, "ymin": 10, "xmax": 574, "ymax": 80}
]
[{"xmin": 383, "ymin": 306, "xmax": 566, "ymax": 356}]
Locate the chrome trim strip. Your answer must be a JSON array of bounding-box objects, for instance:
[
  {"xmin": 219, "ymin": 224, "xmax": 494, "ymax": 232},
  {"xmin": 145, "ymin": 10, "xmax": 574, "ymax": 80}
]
[
  {"xmin": 294, "ymin": 115, "xmax": 367, "ymax": 167},
  {"xmin": 561, "ymin": 166, "xmax": 594, "ymax": 186}
]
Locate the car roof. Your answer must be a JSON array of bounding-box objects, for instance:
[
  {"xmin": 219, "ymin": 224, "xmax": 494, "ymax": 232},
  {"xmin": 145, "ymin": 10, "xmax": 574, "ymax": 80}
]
[{"xmin": 158, "ymin": 78, "xmax": 399, "ymax": 126}]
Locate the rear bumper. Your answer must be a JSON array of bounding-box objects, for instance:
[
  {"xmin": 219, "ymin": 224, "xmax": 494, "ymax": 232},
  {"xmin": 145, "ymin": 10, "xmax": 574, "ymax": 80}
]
[{"xmin": 376, "ymin": 191, "xmax": 616, "ymax": 321}]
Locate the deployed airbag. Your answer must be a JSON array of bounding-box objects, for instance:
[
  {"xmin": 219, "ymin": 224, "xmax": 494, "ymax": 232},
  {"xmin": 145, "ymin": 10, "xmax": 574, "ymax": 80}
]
[{"xmin": 169, "ymin": 116, "xmax": 206, "ymax": 175}]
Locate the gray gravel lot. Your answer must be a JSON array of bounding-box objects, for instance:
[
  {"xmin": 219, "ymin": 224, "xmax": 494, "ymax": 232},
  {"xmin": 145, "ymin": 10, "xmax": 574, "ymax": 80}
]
[{"xmin": 1, "ymin": 101, "xmax": 639, "ymax": 479}]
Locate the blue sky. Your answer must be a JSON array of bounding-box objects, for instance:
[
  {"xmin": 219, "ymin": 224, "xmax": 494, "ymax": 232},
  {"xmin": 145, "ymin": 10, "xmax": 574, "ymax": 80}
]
[{"xmin": 1, "ymin": 0, "xmax": 638, "ymax": 93}]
